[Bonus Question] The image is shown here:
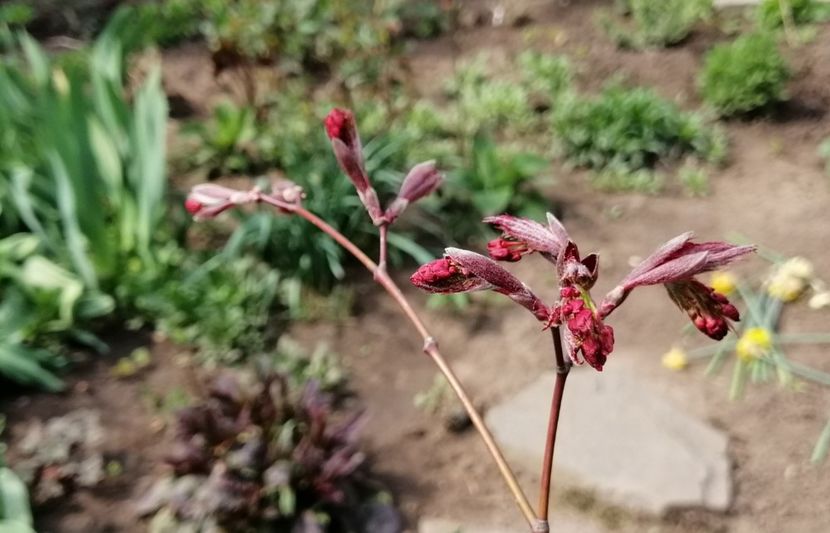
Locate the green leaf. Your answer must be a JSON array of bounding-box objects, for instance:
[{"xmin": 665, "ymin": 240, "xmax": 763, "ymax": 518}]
[
  {"xmin": 0, "ymin": 467, "xmax": 32, "ymax": 526},
  {"xmin": 48, "ymin": 150, "xmax": 98, "ymax": 289},
  {"xmin": 471, "ymin": 188, "xmax": 513, "ymax": 214},
  {"xmin": 386, "ymin": 232, "xmax": 434, "ymax": 265},
  {"xmin": 0, "ymin": 343, "xmax": 63, "ymax": 391},
  {"xmin": 811, "ymin": 418, "xmax": 830, "ymax": 464}
]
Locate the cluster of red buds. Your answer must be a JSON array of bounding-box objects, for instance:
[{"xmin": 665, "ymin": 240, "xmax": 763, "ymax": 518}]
[
  {"xmin": 185, "ymin": 106, "xmax": 755, "ymax": 373},
  {"xmin": 412, "ymin": 213, "xmax": 754, "ymax": 371}
]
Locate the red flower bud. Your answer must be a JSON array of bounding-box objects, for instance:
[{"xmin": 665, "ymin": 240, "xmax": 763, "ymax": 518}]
[
  {"xmin": 550, "ymin": 284, "xmax": 615, "ymax": 371},
  {"xmin": 410, "ymin": 257, "xmax": 492, "ymax": 294},
  {"xmin": 324, "ymin": 108, "xmax": 383, "ymax": 224},
  {"xmin": 185, "ymin": 184, "xmax": 262, "ymax": 219},
  {"xmin": 384, "ymin": 160, "xmax": 443, "ymax": 224},
  {"xmin": 184, "ymin": 197, "xmax": 203, "ymax": 215},
  {"xmin": 666, "ymin": 280, "xmax": 741, "ymax": 340}
]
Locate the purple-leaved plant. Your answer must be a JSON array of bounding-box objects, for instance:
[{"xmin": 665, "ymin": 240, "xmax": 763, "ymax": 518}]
[{"xmin": 186, "ymin": 108, "xmax": 754, "ymax": 532}]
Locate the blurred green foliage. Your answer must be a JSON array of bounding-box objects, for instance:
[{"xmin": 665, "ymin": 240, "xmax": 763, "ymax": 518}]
[
  {"xmin": 0, "ymin": 417, "xmax": 35, "ymax": 533},
  {"xmin": 552, "ymin": 84, "xmax": 725, "ymax": 191},
  {"xmin": 0, "ymin": 9, "xmax": 288, "ymax": 386},
  {"xmin": 0, "ymin": 12, "xmax": 167, "ymax": 387},
  {"xmin": 601, "ymin": 0, "xmax": 713, "ymax": 49},
  {"xmin": 757, "ymin": 0, "xmax": 830, "ymax": 29},
  {"xmin": 698, "ymin": 32, "xmax": 791, "ymax": 116},
  {"xmin": 119, "ymin": 248, "xmax": 284, "ymax": 366},
  {"xmin": 184, "ymin": 51, "xmax": 573, "ymax": 290}
]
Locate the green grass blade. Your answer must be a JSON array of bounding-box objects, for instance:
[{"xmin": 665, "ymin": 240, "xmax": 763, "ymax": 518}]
[
  {"xmin": 811, "ymin": 418, "xmax": 830, "ymax": 464},
  {"xmin": 0, "ymin": 343, "xmax": 63, "ymax": 391}
]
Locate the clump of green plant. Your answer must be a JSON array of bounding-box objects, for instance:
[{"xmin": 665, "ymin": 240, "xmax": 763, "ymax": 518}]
[
  {"xmin": 600, "ymin": 0, "xmax": 713, "ymax": 49},
  {"xmin": 0, "ymin": 234, "xmax": 113, "ymax": 390},
  {"xmin": 440, "ymin": 134, "xmax": 551, "ymax": 239},
  {"xmin": 14, "ymin": 409, "xmax": 107, "ymax": 504},
  {"xmin": 139, "ymin": 372, "xmax": 400, "ymax": 532},
  {"xmin": 757, "ymin": 0, "xmax": 830, "ymax": 29},
  {"xmin": 119, "ymin": 247, "xmax": 284, "ymax": 365},
  {"xmin": 698, "ymin": 32, "xmax": 791, "ymax": 117},
  {"xmin": 552, "ymin": 84, "xmax": 724, "ymax": 190},
  {"xmin": 0, "ymin": 13, "xmax": 170, "ymax": 387}
]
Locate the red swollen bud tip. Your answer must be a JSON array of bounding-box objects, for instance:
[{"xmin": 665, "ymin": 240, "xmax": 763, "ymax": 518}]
[
  {"xmin": 184, "ymin": 197, "xmax": 202, "ymax": 215},
  {"xmin": 324, "ymin": 108, "xmax": 352, "ymax": 141}
]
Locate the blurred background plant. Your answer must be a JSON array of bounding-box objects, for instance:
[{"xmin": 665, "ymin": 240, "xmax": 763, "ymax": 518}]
[
  {"xmin": 662, "ymin": 252, "xmax": 830, "ymax": 463},
  {"xmin": 552, "ymin": 84, "xmax": 726, "ymax": 193},
  {"xmin": 757, "ymin": 0, "xmax": 830, "ymax": 31},
  {"xmin": 600, "ymin": 0, "xmax": 713, "ymax": 49},
  {"xmin": 698, "ymin": 32, "xmax": 791, "ymax": 117},
  {"xmin": 0, "ymin": 13, "xmax": 167, "ymax": 388},
  {"xmin": 138, "ymin": 371, "xmax": 400, "ymax": 532}
]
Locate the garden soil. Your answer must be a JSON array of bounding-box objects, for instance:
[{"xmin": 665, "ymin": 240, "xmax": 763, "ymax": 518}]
[{"xmin": 5, "ymin": 1, "xmax": 830, "ymax": 531}]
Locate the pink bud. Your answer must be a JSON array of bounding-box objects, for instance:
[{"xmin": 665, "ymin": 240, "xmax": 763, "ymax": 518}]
[
  {"xmin": 384, "ymin": 161, "xmax": 443, "ymax": 224},
  {"xmin": 185, "ymin": 183, "xmax": 262, "ymax": 219},
  {"xmin": 409, "ymin": 257, "xmax": 492, "ymax": 294},
  {"xmin": 445, "ymin": 247, "xmax": 549, "ymax": 321},
  {"xmin": 324, "ymin": 108, "xmax": 383, "ymax": 223},
  {"xmin": 184, "ymin": 197, "xmax": 203, "ymax": 215}
]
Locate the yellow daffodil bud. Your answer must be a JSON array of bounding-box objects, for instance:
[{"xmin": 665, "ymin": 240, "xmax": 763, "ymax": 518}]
[
  {"xmin": 662, "ymin": 347, "xmax": 689, "ymax": 371},
  {"xmin": 710, "ymin": 271, "xmax": 737, "ymax": 296},
  {"xmin": 779, "ymin": 257, "xmax": 814, "ymax": 280},
  {"xmin": 767, "ymin": 257, "xmax": 815, "ymax": 302},
  {"xmin": 735, "ymin": 327, "xmax": 772, "ymax": 362},
  {"xmin": 767, "ymin": 274, "xmax": 806, "ymax": 302},
  {"xmin": 809, "ymin": 291, "xmax": 830, "ymax": 310}
]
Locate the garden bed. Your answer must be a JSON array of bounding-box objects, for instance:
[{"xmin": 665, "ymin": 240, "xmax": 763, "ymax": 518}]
[{"xmin": 2, "ymin": 1, "xmax": 830, "ymax": 532}]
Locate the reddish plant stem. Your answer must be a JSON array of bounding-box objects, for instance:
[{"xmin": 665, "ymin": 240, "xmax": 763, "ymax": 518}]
[
  {"xmin": 378, "ymin": 223, "xmax": 389, "ymax": 274},
  {"xmin": 537, "ymin": 326, "xmax": 570, "ymax": 529},
  {"xmin": 272, "ymin": 201, "xmax": 538, "ymax": 529}
]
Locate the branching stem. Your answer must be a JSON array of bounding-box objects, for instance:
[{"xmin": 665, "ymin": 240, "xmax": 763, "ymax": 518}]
[{"xmin": 261, "ymin": 198, "xmax": 538, "ymax": 528}]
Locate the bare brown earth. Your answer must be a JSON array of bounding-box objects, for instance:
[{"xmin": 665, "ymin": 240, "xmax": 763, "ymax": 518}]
[{"xmin": 4, "ymin": 1, "xmax": 830, "ymax": 532}]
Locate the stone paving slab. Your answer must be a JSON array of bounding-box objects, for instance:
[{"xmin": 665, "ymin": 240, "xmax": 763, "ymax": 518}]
[{"xmin": 485, "ymin": 362, "xmax": 732, "ymax": 515}]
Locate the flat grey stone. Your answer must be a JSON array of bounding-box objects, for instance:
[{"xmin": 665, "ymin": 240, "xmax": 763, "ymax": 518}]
[{"xmin": 485, "ymin": 363, "xmax": 732, "ymax": 514}]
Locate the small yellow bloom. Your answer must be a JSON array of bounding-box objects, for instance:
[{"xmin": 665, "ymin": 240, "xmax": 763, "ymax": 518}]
[
  {"xmin": 779, "ymin": 257, "xmax": 814, "ymax": 280},
  {"xmin": 662, "ymin": 347, "xmax": 689, "ymax": 371},
  {"xmin": 809, "ymin": 291, "xmax": 830, "ymax": 310},
  {"xmin": 710, "ymin": 271, "xmax": 737, "ymax": 296},
  {"xmin": 767, "ymin": 257, "xmax": 814, "ymax": 302},
  {"xmin": 735, "ymin": 327, "xmax": 773, "ymax": 362}
]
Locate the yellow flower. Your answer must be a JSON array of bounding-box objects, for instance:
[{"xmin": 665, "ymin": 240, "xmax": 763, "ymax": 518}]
[
  {"xmin": 735, "ymin": 327, "xmax": 773, "ymax": 362},
  {"xmin": 779, "ymin": 257, "xmax": 814, "ymax": 280},
  {"xmin": 662, "ymin": 347, "xmax": 689, "ymax": 371},
  {"xmin": 710, "ymin": 271, "xmax": 737, "ymax": 296},
  {"xmin": 767, "ymin": 257, "xmax": 814, "ymax": 302},
  {"xmin": 767, "ymin": 273, "xmax": 806, "ymax": 302},
  {"xmin": 809, "ymin": 291, "xmax": 830, "ymax": 310}
]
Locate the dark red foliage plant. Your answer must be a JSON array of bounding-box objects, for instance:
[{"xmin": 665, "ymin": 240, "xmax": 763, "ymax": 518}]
[
  {"xmin": 182, "ymin": 108, "xmax": 754, "ymax": 532},
  {"xmin": 139, "ymin": 371, "xmax": 401, "ymax": 532}
]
